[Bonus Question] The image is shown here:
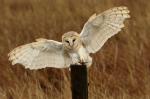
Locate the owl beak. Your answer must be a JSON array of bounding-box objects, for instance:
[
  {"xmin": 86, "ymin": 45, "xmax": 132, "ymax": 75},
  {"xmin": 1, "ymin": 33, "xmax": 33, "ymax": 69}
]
[
  {"xmin": 69, "ymin": 41, "xmax": 74, "ymax": 47},
  {"xmin": 70, "ymin": 43, "xmax": 74, "ymax": 47}
]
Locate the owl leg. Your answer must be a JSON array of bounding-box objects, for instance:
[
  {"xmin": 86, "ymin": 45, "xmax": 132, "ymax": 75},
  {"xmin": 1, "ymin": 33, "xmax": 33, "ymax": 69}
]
[
  {"xmin": 72, "ymin": 57, "xmax": 81, "ymax": 65},
  {"xmin": 86, "ymin": 56, "xmax": 92, "ymax": 68},
  {"xmin": 79, "ymin": 56, "xmax": 92, "ymax": 68},
  {"xmin": 79, "ymin": 56, "xmax": 87, "ymax": 65},
  {"xmin": 79, "ymin": 56, "xmax": 85, "ymax": 63}
]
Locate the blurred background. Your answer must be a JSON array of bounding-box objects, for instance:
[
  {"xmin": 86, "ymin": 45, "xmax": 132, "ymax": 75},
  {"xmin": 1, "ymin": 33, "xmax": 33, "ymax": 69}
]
[{"xmin": 0, "ymin": 0, "xmax": 150, "ymax": 99}]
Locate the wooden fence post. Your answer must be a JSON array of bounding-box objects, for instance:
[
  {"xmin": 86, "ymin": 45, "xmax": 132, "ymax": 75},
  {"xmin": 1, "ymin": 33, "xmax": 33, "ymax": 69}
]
[{"xmin": 70, "ymin": 64, "xmax": 88, "ymax": 99}]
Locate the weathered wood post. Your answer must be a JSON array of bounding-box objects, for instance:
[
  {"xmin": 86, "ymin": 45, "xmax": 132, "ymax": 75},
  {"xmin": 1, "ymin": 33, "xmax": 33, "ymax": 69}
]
[{"xmin": 70, "ymin": 64, "xmax": 88, "ymax": 99}]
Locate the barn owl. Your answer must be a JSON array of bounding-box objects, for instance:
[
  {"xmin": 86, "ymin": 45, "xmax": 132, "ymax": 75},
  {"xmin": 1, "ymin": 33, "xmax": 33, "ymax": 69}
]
[{"xmin": 8, "ymin": 6, "xmax": 130, "ymax": 70}]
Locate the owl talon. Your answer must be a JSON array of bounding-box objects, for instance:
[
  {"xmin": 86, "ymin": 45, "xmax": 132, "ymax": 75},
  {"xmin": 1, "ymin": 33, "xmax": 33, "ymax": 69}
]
[{"xmin": 79, "ymin": 61, "xmax": 88, "ymax": 65}]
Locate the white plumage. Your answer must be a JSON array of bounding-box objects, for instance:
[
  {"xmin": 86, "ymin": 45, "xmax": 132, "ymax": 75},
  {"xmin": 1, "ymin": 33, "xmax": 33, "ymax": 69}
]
[
  {"xmin": 80, "ymin": 6, "xmax": 130, "ymax": 53},
  {"xmin": 8, "ymin": 6, "xmax": 130, "ymax": 69},
  {"xmin": 8, "ymin": 39, "xmax": 71, "ymax": 69}
]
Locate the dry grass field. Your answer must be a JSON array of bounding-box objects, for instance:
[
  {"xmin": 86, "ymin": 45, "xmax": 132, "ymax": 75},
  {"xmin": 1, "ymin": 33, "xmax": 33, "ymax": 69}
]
[{"xmin": 0, "ymin": 0, "xmax": 150, "ymax": 99}]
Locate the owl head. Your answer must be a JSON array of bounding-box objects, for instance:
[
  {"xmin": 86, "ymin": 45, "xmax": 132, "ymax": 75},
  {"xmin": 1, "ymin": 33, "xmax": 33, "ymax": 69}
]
[{"xmin": 62, "ymin": 31, "xmax": 81, "ymax": 50}]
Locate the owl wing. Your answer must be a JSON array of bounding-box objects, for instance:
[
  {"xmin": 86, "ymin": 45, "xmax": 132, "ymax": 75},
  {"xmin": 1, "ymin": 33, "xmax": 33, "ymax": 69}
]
[
  {"xmin": 80, "ymin": 6, "xmax": 130, "ymax": 53},
  {"xmin": 8, "ymin": 38, "xmax": 71, "ymax": 69}
]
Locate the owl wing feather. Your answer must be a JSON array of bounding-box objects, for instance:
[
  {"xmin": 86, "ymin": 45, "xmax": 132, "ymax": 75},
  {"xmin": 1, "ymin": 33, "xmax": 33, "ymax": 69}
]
[
  {"xmin": 8, "ymin": 39, "xmax": 71, "ymax": 69},
  {"xmin": 80, "ymin": 6, "xmax": 130, "ymax": 53}
]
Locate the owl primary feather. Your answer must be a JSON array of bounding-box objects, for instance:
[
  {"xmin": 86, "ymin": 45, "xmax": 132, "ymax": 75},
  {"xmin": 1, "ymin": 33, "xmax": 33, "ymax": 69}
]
[{"xmin": 8, "ymin": 6, "xmax": 130, "ymax": 69}]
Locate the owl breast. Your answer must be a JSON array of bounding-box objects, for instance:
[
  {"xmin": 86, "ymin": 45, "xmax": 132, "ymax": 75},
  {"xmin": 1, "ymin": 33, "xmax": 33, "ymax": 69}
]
[
  {"xmin": 69, "ymin": 52, "xmax": 80, "ymax": 64},
  {"xmin": 68, "ymin": 46, "xmax": 92, "ymax": 67}
]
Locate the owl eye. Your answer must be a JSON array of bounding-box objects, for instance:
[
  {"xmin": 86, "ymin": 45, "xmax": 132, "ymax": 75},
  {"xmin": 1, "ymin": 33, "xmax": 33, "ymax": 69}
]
[
  {"xmin": 65, "ymin": 40, "xmax": 69, "ymax": 43},
  {"xmin": 73, "ymin": 39, "xmax": 76, "ymax": 42}
]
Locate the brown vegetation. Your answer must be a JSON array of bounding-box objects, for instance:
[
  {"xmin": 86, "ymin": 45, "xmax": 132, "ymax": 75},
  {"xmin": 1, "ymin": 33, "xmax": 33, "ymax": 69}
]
[{"xmin": 0, "ymin": 0, "xmax": 150, "ymax": 99}]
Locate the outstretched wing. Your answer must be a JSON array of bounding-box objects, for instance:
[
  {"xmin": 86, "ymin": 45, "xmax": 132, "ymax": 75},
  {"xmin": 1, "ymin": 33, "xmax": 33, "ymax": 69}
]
[
  {"xmin": 8, "ymin": 39, "xmax": 71, "ymax": 69},
  {"xmin": 80, "ymin": 6, "xmax": 130, "ymax": 53}
]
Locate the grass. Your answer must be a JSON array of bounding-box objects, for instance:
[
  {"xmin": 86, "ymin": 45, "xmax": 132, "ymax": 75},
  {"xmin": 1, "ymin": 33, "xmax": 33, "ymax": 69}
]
[{"xmin": 0, "ymin": 0, "xmax": 150, "ymax": 99}]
